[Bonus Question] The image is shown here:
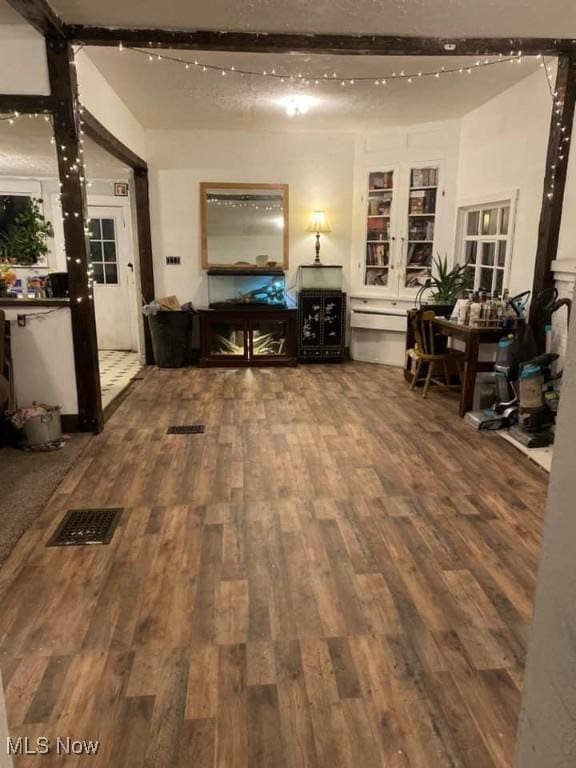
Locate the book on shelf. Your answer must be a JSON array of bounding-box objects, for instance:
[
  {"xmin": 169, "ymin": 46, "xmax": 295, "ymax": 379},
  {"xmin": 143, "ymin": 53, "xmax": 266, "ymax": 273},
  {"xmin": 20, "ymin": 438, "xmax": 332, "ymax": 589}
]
[
  {"xmin": 366, "ymin": 243, "xmax": 389, "ymax": 266},
  {"xmin": 407, "ymin": 243, "xmax": 433, "ymax": 266},
  {"xmin": 409, "ymin": 188, "xmax": 437, "ymax": 215},
  {"xmin": 410, "ymin": 167, "xmax": 438, "ymax": 188},
  {"xmin": 408, "ymin": 219, "xmax": 435, "ymax": 241},
  {"xmin": 405, "ymin": 267, "xmax": 431, "ymax": 288},
  {"xmin": 366, "ymin": 217, "xmax": 389, "ymax": 234},
  {"xmin": 366, "ymin": 268, "xmax": 388, "ymax": 286},
  {"xmin": 367, "ymin": 197, "xmax": 391, "ymax": 216},
  {"xmin": 369, "ymin": 171, "xmax": 393, "ymax": 190}
]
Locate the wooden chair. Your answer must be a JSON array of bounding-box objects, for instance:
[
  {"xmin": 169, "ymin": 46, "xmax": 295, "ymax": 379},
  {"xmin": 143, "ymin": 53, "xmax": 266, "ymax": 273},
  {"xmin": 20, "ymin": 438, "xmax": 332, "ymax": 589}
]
[{"xmin": 406, "ymin": 309, "xmax": 465, "ymax": 398}]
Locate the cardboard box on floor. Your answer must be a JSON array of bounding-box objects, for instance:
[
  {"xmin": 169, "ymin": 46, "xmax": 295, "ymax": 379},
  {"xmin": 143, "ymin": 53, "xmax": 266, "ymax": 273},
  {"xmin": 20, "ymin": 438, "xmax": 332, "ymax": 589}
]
[{"xmin": 158, "ymin": 295, "xmax": 182, "ymax": 311}]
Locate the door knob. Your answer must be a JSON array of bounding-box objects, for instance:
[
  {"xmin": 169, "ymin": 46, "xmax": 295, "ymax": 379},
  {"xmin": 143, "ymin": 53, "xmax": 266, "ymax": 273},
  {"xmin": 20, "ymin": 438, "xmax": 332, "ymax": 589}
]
[{"xmin": 127, "ymin": 262, "xmax": 134, "ymax": 272}]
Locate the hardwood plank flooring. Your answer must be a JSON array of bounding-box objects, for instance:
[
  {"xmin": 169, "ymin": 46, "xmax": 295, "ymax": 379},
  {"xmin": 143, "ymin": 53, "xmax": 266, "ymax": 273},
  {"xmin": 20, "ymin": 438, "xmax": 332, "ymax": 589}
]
[{"xmin": 0, "ymin": 363, "xmax": 548, "ymax": 767}]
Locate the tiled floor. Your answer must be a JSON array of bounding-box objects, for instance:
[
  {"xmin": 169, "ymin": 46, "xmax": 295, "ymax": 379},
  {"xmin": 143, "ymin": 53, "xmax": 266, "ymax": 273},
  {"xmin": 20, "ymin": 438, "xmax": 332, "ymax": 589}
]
[{"xmin": 99, "ymin": 350, "xmax": 142, "ymax": 408}]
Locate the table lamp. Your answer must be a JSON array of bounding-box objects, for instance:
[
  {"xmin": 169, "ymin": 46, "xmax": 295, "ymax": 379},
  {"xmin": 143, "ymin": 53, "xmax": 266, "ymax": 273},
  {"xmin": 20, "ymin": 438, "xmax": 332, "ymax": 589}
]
[{"xmin": 306, "ymin": 211, "xmax": 331, "ymax": 265}]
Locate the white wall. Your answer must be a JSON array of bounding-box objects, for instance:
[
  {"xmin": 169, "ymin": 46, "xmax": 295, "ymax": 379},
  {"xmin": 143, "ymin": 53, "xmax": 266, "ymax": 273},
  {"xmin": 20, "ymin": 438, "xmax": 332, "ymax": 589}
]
[
  {"xmin": 455, "ymin": 68, "xmax": 553, "ymax": 295},
  {"xmin": 2, "ymin": 307, "xmax": 78, "ymax": 414},
  {"xmin": 0, "ymin": 25, "xmax": 49, "ymax": 95},
  {"xmin": 515, "ymin": 280, "xmax": 576, "ymax": 766},
  {"xmin": 146, "ymin": 130, "xmax": 355, "ymax": 305},
  {"xmin": 76, "ymin": 51, "xmax": 147, "ymax": 162}
]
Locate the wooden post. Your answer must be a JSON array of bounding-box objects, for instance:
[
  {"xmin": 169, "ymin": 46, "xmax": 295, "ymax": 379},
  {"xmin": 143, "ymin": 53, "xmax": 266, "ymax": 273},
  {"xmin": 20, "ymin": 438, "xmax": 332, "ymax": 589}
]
[
  {"xmin": 530, "ymin": 55, "xmax": 576, "ymax": 349},
  {"xmin": 46, "ymin": 37, "xmax": 103, "ymax": 432},
  {"xmin": 133, "ymin": 168, "xmax": 155, "ymax": 363}
]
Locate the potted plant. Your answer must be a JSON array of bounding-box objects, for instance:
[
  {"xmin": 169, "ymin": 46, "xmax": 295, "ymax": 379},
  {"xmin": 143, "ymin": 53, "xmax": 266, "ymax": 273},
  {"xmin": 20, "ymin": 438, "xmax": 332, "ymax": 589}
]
[
  {"xmin": 417, "ymin": 254, "xmax": 468, "ymax": 318},
  {"xmin": 0, "ymin": 197, "xmax": 53, "ymax": 266}
]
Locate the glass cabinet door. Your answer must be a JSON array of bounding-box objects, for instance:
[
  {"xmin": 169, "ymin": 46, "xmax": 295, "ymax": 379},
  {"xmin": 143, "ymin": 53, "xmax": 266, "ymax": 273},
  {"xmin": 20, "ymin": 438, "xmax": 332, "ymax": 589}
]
[
  {"xmin": 365, "ymin": 170, "xmax": 394, "ymax": 287},
  {"xmin": 250, "ymin": 319, "xmax": 288, "ymax": 357},
  {"xmin": 208, "ymin": 320, "xmax": 247, "ymax": 357},
  {"xmin": 404, "ymin": 166, "xmax": 439, "ymax": 289}
]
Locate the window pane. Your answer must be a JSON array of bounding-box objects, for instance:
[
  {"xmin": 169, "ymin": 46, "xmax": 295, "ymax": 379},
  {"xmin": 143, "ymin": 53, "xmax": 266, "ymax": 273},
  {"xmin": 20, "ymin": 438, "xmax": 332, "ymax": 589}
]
[
  {"xmin": 480, "ymin": 268, "xmax": 493, "ymax": 292},
  {"xmin": 481, "ymin": 242, "xmax": 496, "ymax": 266},
  {"xmin": 92, "ymin": 263, "xmax": 104, "ymax": 284},
  {"xmin": 89, "ymin": 241, "xmax": 103, "ymax": 261},
  {"xmin": 500, "ymin": 206, "xmax": 510, "ymax": 235},
  {"xmin": 466, "ymin": 211, "xmax": 480, "ymax": 236},
  {"xmin": 103, "ymin": 241, "xmax": 117, "ymax": 263},
  {"xmin": 101, "ymin": 218, "xmax": 115, "ymax": 240},
  {"xmin": 495, "ymin": 270, "xmax": 504, "ymax": 294},
  {"xmin": 464, "ymin": 240, "xmax": 477, "ymax": 264},
  {"xmin": 497, "ymin": 241, "xmax": 507, "ymax": 267},
  {"xmin": 464, "ymin": 266, "xmax": 476, "ymax": 290},
  {"xmin": 104, "ymin": 264, "xmax": 118, "ymax": 284},
  {"xmin": 89, "ymin": 219, "xmax": 101, "ymax": 240},
  {"xmin": 481, "ymin": 209, "xmax": 498, "ymax": 235}
]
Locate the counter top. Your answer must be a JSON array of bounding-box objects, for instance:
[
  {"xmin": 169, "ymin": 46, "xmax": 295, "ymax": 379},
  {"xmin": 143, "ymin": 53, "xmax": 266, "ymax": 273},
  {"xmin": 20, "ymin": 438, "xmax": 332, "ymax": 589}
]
[{"xmin": 0, "ymin": 298, "xmax": 71, "ymax": 308}]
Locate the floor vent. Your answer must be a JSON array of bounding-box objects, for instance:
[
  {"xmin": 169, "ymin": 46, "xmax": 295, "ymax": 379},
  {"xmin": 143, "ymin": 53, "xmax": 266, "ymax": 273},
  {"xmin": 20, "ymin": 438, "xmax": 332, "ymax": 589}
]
[
  {"xmin": 167, "ymin": 425, "xmax": 206, "ymax": 435},
  {"xmin": 47, "ymin": 508, "xmax": 123, "ymax": 547}
]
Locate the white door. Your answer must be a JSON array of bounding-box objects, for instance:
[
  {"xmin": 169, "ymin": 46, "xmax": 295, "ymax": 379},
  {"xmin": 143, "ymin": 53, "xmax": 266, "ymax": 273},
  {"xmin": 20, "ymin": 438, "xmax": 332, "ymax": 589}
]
[{"xmin": 88, "ymin": 206, "xmax": 137, "ymax": 351}]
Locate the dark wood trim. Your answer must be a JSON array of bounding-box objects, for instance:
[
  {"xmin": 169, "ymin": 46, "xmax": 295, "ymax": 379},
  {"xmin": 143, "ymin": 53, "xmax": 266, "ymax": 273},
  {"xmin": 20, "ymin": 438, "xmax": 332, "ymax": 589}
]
[
  {"xmin": 5, "ymin": 0, "xmax": 64, "ymax": 37},
  {"xmin": 80, "ymin": 109, "xmax": 146, "ymax": 171},
  {"xmin": 0, "ymin": 94, "xmax": 58, "ymax": 114},
  {"xmin": 0, "ymin": 299, "xmax": 70, "ymax": 308},
  {"xmin": 530, "ymin": 55, "xmax": 576, "ymax": 349},
  {"xmin": 65, "ymin": 26, "xmax": 576, "ymax": 57},
  {"xmin": 133, "ymin": 168, "xmax": 155, "ymax": 364},
  {"xmin": 46, "ymin": 36, "xmax": 103, "ymax": 434},
  {"xmin": 61, "ymin": 413, "xmax": 79, "ymax": 433}
]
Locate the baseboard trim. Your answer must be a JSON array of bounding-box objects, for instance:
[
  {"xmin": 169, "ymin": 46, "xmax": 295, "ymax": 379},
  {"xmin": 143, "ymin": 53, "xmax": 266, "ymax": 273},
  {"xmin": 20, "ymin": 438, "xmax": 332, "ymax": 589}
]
[{"xmin": 61, "ymin": 414, "xmax": 79, "ymax": 433}]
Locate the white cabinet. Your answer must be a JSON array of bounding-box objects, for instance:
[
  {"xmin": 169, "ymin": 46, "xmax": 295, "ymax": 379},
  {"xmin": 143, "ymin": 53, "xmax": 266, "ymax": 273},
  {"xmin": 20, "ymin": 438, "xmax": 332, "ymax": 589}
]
[{"xmin": 359, "ymin": 161, "xmax": 442, "ymax": 298}]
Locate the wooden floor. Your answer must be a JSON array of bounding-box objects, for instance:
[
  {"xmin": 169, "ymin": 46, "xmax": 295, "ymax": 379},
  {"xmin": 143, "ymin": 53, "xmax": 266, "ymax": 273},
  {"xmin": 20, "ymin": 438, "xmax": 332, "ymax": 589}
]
[{"xmin": 0, "ymin": 363, "xmax": 548, "ymax": 767}]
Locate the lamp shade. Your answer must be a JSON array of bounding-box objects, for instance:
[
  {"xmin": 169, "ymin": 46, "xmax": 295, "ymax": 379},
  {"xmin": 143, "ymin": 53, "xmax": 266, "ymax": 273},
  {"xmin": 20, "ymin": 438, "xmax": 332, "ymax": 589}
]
[{"xmin": 306, "ymin": 211, "xmax": 331, "ymax": 234}]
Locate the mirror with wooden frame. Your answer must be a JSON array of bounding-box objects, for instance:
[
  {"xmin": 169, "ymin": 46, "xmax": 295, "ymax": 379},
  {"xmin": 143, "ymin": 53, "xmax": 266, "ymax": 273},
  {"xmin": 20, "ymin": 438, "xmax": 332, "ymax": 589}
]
[{"xmin": 200, "ymin": 182, "xmax": 289, "ymax": 270}]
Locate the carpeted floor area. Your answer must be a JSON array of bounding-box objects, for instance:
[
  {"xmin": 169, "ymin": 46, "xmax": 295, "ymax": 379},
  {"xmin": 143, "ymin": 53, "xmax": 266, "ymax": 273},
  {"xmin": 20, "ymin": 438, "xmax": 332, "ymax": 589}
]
[{"xmin": 0, "ymin": 435, "xmax": 91, "ymax": 567}]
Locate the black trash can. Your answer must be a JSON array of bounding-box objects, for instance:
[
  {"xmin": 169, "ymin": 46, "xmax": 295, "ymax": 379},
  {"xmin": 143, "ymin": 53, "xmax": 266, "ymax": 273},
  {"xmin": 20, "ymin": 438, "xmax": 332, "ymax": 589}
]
[{"xmin": 147, "ymin": 311, "xmax": 194, "ymax": 368}]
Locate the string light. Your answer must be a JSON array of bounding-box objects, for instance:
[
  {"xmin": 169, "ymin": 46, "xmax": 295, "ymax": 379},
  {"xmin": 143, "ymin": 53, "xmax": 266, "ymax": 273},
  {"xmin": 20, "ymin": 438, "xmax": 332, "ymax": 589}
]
[
  {"xmin": 122, "ymin": 46, "xmax": 527, "ymax": 87},
  {"xmin": 542, "ymin": 56, "xmax": 569, "ymax": 202}
]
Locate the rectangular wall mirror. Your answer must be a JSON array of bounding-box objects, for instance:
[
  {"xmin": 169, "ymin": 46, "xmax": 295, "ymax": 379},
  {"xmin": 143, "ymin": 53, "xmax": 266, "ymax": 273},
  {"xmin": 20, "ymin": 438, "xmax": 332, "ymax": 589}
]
[{"xmin": 200, "ymin": 182, "xmax": 289, "ymax": 270}]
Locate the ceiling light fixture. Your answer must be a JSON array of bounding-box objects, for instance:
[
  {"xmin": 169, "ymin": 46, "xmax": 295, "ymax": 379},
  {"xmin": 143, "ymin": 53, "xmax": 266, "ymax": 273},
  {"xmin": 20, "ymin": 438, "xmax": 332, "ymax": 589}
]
[{"xmin": 278, "ymin": 95, "xmax": 316, "ymax": 117}]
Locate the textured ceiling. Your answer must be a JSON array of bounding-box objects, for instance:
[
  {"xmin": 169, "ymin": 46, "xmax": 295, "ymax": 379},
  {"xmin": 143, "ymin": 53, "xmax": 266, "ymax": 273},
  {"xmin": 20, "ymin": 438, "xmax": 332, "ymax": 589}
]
[
  {"xmin": 0, "ymin": 0, "xmax": 26, "ymax": 24},
  {"xmin": 47, "ymin": 0, "xmax": 576, "ymax": 38},
  {"xmin": 0, "ymin": 118, "xmax": 129, "ymax": 177},
  {"xmin": 83, "ymin": 48, "xmax": 542, "ymax": 130}
]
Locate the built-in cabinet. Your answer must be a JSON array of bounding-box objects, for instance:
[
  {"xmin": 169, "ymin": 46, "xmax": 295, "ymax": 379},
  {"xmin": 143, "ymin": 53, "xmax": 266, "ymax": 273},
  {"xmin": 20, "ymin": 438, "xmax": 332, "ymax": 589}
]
[{"xmin": 362, "ymin": 162, "xmax": 441, "ymax": 296}]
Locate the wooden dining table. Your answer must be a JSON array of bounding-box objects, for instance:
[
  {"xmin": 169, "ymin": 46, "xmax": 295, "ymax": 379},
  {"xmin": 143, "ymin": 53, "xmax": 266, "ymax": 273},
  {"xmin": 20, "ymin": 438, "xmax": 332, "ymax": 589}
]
[{"xmin": 431, "ymin": 317, "xmax": 513, "ymax": 417}]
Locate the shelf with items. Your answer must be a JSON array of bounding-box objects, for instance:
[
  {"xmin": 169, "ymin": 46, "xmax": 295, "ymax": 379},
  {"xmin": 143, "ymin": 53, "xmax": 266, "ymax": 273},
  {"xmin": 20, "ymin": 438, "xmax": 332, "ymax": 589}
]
[
  {"xmin": 404, "ymin": 166, "xmax": 439, "ymax": 288},
  {"xmin": 361, "ymin": 162, "xmax": 441, "ymax": 294},
  {"xmin": 364, "ymin": 169, "xmax": 395, "ymax": 286}
]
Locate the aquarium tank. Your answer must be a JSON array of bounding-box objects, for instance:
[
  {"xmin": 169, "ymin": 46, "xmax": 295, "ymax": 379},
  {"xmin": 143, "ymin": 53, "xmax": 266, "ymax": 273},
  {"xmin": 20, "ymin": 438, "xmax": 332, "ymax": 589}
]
[{"xmin": 207, "ymin": 269, "xmax": 288, "ymax": 308}]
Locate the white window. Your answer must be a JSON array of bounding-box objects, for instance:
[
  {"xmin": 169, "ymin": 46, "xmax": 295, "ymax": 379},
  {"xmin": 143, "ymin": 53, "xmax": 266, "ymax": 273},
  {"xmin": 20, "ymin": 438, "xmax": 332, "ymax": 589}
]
[
  {"xmin": 89, "ymin": 217, "xmax": 119, "ymax": 285},
  {"xmin": 458, "ymin": 201, "xmax": 512, "ymax": 295}
]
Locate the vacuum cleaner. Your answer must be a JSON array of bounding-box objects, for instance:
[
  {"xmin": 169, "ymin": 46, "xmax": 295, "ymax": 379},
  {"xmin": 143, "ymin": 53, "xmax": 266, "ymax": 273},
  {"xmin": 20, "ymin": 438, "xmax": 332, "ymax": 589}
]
[{"xmin": 465, "ymin": 289, "xmax": 571, "ymax": 448}]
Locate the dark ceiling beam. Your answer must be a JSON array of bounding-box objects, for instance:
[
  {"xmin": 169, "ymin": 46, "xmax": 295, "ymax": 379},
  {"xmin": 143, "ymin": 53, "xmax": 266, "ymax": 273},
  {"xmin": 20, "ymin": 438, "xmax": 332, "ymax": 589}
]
[
  {"xmin": 81, "ymin": 108, "xmax": 147, "ymax": 171},
  {"xmin": 65, "ymin": 26, "xmax": 576, "ymax": 57},
  {"xmin": 0, "ymin": 94, "xmax": 58, "ymax": 113},
  {"xmin": 5, "ymin": 0, "xmax": 64, "ymax": 37}
]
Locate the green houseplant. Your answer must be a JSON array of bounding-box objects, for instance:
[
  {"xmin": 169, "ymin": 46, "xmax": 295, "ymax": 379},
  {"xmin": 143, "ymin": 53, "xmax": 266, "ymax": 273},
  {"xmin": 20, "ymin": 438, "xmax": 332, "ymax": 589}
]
[
  {"xmin": 420, "ymin": 254, "xmax": 468, "ymax": 317},
  {"xmin": 0, "ymin": 198, "xmax": 53, "ymax": 265}
]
